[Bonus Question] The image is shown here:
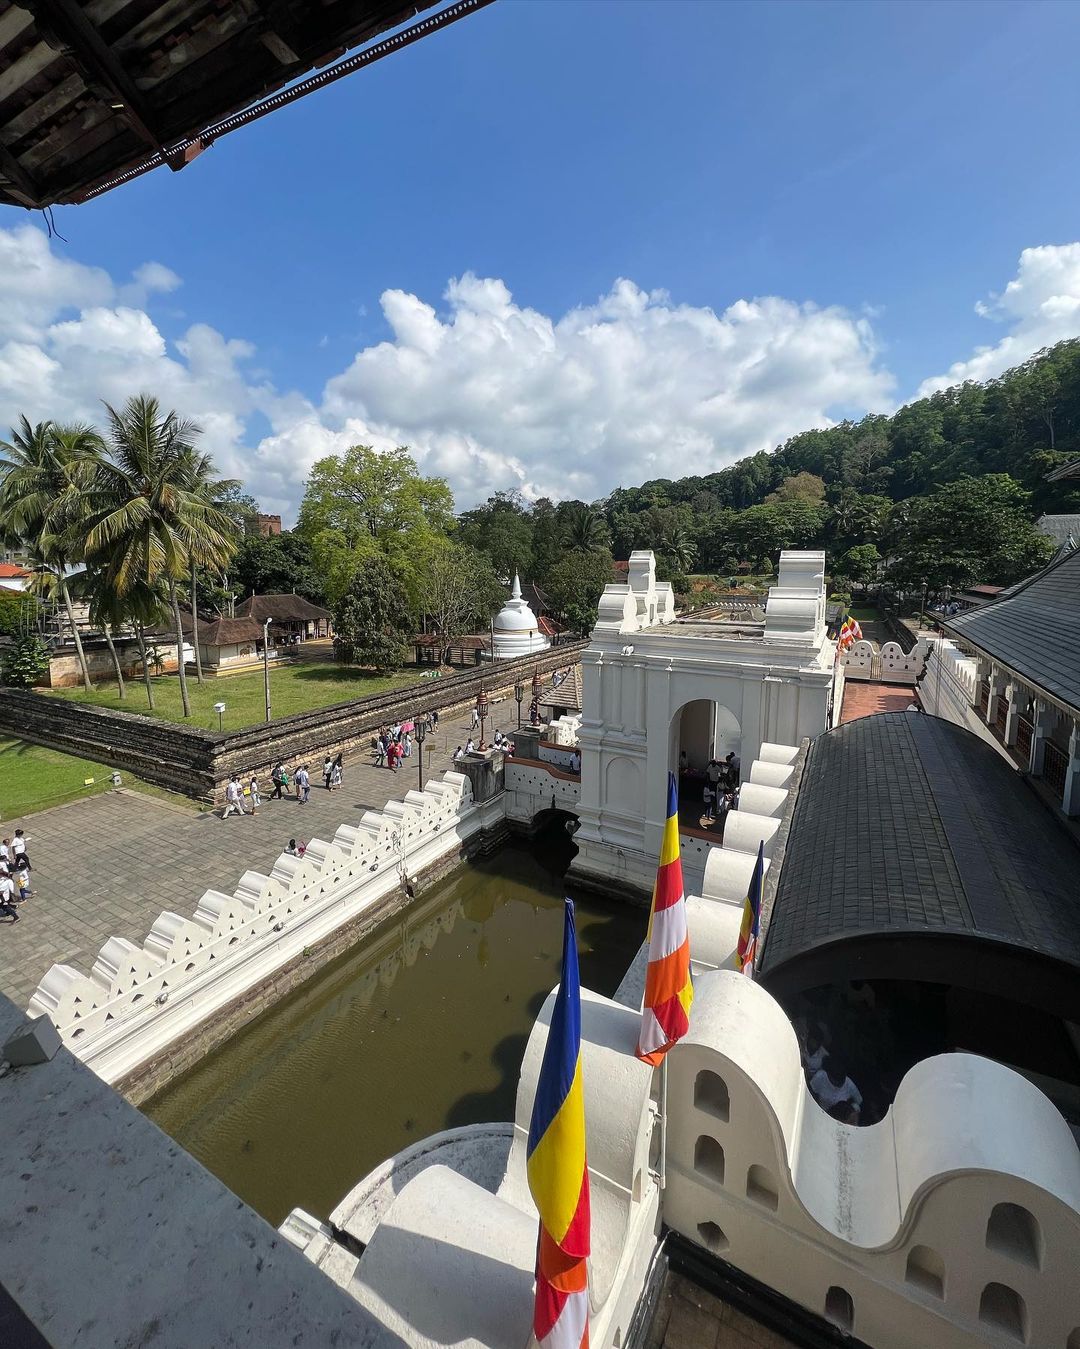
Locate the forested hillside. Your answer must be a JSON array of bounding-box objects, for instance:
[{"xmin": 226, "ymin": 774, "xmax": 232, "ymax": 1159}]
[{"xmin": 455, "ymin": 338, "xmax": 1080, "ymax": 609}]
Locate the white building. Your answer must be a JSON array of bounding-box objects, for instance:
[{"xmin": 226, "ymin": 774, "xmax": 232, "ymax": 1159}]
[
  {"xmin": 491, "ymin": 573, "xmax": 550, "ymax": 660},
  {"xmin": 570, "ymin": 549, "xmax": 841, "ymax": 899}
]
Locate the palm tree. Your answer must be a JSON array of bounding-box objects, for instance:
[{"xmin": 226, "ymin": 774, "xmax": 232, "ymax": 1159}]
[
  {"xmin": 561, "ymin": 502, "xmax": 608, "ymax": 553},
  {"xmin": 180, "ymin": 451, "xmax": 241, "ymax": 685},
  {"xmin": 662, "ymin": 524, "xmax": 697, "ymax": 572},
  {"xmin": 0, "ymin": 418, "xmax": 103, "ymax": 691},
  {"xmin": 85, "ymin": 396, "xmax": 239, "ymax": 719}
]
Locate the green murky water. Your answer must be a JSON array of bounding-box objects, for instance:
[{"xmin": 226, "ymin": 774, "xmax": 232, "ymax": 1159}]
[{"xmin": 144, "ymin": 828, "xmax": 640, "ymax": 1226}]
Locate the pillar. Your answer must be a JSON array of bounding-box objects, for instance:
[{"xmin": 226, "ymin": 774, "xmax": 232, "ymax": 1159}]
[
  {"xmin": 1029, "ymin": 700, "xmax": 1053, "ymax": 777},
  {"xmin": 985, "ymin": 666, "xmax": 1005, "ymax": 726},
  {"xmin": 1063, "ymin": 723, "xmax": 1080, "ymax": 818},
  {"xmin": 1003, "ymin": 682, "xmax": 1030, "ymax": 748}
]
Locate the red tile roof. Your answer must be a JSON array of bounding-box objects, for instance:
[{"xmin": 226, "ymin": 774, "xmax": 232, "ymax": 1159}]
[{"xmin": 0, "ymin": 563, "xmax": 30, "ymax": 578}]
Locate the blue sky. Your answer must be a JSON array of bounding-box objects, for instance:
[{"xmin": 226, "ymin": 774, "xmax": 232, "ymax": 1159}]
[{"xmin": 2, "ymin": 0, "xmax": 1079, "ymax": 512}]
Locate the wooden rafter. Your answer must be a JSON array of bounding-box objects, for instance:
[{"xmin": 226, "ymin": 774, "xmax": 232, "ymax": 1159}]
[{"xmin": 21, "ymin": 0, "xmax": 165, "ymax": 152}]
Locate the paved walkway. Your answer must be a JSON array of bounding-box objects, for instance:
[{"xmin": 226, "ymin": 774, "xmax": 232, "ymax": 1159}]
[
  {"xmin": 840, "ymin": 681, "xmax": 916, "ymax": 723},
  {"xmin": 0, "ymin": 699, "xmax": 521, "ymax": 1009}
]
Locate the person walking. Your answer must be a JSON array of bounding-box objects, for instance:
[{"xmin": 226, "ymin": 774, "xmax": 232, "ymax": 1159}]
[
  {"xmin": 402, "ymin": 730, "xmax": 412, "ymax": 758},
  {"xmin": 431, "ymin": 708, "xmax": 439, "ymax": 730},
  {"xmin": 0, "ymin": 869, "xmax": 18, "ymax": 923},
  {"xmin": 222, "ymin": 775, "xmax": 245, "ymax": 820},
  {"xmin": 323, "ymin": 755, "xmax": 334, "ymax": 790},
  {"xmin": 0, "ymin": 839, "xmax": 9, "ymax": 867},
  {"xmin": 297, "ymin": 764, "xmax": 311, "ymax": 803},
  {"xmin": 330, "ymin": 757, "xmax": 343, "ymax": 791},
  {"xmin": 248, "ymin": 772, "xmax": 261, "ymax": 814},
  {"xmin": 470, "ymin": 705, "xmax": 480, "ymax": 731},
  {"xmin": 387, "ymin": 741, "xmax": 401, "ymax": 773},
  {"xmin": 14, "ymin": 860, "xmax": 33, "ymax": 901},
  {"xmin": 12, "ymin": 829, "xmax": 29, "ymax": 865},
  {"xmin": 271, "ymin": 763, "xmax": 285, "ymax": 799},
  {"xmin": 373, "ymin": 732, "xmax": 387, "ymax": 767}
]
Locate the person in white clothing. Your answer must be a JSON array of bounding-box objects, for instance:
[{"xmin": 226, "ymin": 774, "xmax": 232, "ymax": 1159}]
[
  {"xmin": 12, "ymin": 829, "xmax": 28, "ymax": 860},
  {"xmin": 222, "ymin": 776, "xmax": 245, "ymax": 820},
  {"xmin": 0, "ymin": 871, "xmax": 18, "ymax": 922},
  {"xmin": 809, "ymin": 1059, "xmax": 862, "ymax": 1124}
]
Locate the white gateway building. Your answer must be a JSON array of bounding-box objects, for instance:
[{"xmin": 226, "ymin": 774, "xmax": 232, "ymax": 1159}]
[{"xmin": 570, "ymin": 549, "xmax": 842, "ymax": 899}]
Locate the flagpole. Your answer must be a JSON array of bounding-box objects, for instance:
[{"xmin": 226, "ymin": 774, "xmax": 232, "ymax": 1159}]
[{"xmin": 658, "ymin": 1057, "xmax": 669, "ymax": 1191}]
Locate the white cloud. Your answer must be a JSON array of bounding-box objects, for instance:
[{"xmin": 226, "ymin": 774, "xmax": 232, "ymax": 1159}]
[
  {"xmin": 918, "ymin": 243, "xmax": 1080, "ymax": 396},
  {"xmin": 2, "ymin": 225, "xmax": 1077, "ymax": 522}
]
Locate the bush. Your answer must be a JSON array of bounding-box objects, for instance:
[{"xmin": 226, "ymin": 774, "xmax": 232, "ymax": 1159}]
[
  {"xmin": 3, "ymin": 635, "xmax": 49, "ymax": 688},
  {"xmin": 0, "ymin": 589, "xmax": 39, "ymax": 638}
]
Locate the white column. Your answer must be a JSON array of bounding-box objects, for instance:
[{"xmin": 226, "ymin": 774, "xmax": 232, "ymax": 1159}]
[
  {"xmin": 1003, "ymin": 682, "xmax": 1030, "ymax": 748},
  {"xmin": 985, "ymin": 666, "xmax": 1005, "ymax": 726},
  {"xmin": 1063, "ymin": 723, "xmax": 1080, "ymax": 818},
  {"xmin": 1029, "ymin": 700, "xmax": 1053, "ymax": 777}
]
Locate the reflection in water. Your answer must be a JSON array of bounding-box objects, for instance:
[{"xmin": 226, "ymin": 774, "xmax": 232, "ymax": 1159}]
[{"xmin": 144, "ymin": 828, "xmax": 641, "ymax": 1226}]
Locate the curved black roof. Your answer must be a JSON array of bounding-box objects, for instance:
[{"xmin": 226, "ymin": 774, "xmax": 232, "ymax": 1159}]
[
  {"xmin": 759, "ymin": 712, "xmax": 1080, "ymax": 1018},
  {"xmin": 945, "ymin": 546, "xmax": 1080, "ymax": 716}
]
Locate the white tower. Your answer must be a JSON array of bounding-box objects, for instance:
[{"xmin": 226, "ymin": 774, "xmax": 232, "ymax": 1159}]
[{"xmin": 491, "ymin": 574, "xmax": 550, "ymax": 660}]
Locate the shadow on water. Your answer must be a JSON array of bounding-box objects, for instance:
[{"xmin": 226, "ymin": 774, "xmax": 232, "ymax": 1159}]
[{"xmin": 143, "ymin": 820, "xmax": 641, "ymax": 1227}]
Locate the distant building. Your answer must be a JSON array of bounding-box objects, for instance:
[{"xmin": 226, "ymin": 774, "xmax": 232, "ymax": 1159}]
[
  {"xmin": 0, "ymin": 561, "xmax": 31, "ymax": 592},
  {"xmin": 235, "ymin": 593, "xmax": 332, "ymax": 643},
  {"xmin": 246, "ymin": 513, "xmax": 282, "ymax": 537}
]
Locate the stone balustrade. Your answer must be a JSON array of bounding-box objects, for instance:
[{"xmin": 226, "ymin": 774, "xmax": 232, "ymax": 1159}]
[{"xmin": 27, "ymin": 770, "xmax": 491, "ymax": 1085}]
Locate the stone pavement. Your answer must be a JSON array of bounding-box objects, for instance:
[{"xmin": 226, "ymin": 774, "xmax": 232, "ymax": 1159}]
[
  {"xmin": 840, "ymin": 680, "xmax": 915, "ymax": 723},
  {"xmin": 0, "ymin": 697, "xmax": 524, "ymax": 1010}
]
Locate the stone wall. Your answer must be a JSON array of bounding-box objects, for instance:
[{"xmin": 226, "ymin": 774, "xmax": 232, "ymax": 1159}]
[
  {"xmin": 0, "ymin": 642, "xmax": 586, "ymax": 801},
  {"xmin": 45, "ymin": 637, "xmax": 182, "ymax": 688}
]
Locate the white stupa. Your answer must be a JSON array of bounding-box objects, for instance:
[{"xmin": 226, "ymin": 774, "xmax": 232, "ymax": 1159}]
[{"xmin": 491, "ymin": 573, "xmax": 550, "ymax": 659}]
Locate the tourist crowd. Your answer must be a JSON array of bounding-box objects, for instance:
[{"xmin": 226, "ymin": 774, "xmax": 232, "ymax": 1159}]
[
  {"xmin": 0, "ymin": 830, "xmax": 33, "ymax": 924},
  {"xmin": 221, "ymin": 752, "xmax": 346, "ymax": 819}
]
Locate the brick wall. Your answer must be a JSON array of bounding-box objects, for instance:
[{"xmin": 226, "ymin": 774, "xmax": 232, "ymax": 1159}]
[{"xmin": 0, "ymin": 643, "xmax": 586, "ymax": 802}]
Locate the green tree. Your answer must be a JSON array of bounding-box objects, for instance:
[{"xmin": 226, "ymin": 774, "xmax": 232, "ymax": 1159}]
[
  {"xmin": 832, "ymin": 543, "xmax": 881, "ymax": 593},
  {"xmin": 333, "ymin": 555, "xmax": 414, "ymax": 671},
  {"xmin": 559, "ymin": 501, "xmax": 611, "ymax": 553},
  {"xmin": 426, "ymin": 541, "xmax": 503, "ymax": 661},
  {"xmin": 660, "ymin": 522, "xmax": 697, "ymax": 572},
  {"xmin": 85, "ymin": 396, "xmax": 239, "ymax": 718},
  {"xmin": 2, "ymin": 634, "xmax": 48, "ymax": 688},
  {"xmin": 297, "ymin": 445, "xmax": 454, "ymax": 545},
  {"xmin": 767, "ymin": 471, "xmax": 827, "ymax": 506},
  {"xmin": 546, "ymin": 549, "xmax": 614, "ymax": 634},
  {"xmin": 0, "ymin": 417, "xmax": 102, "ymax": 691},
  {"xmin": 457, "ymin": 491, "xmax": 534, "ymax": 579},
  {"xmin": 232, "ymin": 531, "xmax": 328, "ymax": 605},
  {"xmin": 528, "ymin": 497, "xmax": 565, "ymax": 581},
  {"xmin": 889, "ymin": 474, "xmax": 1055, "ymax": 593}
]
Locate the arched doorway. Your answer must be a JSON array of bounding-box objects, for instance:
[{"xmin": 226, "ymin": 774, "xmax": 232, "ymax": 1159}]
[{"xmin": 669, "ymin": 699, "xmax": 741, "ymax": 829}]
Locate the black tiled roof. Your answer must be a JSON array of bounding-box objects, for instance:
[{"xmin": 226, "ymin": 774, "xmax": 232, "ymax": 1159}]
[
  {"xmin": 759, "ymin": 713, "xmax": 1080, "ymax": 983},
  {"xmin": 945, "ymin": 547, "xmax": 1080, "ymax": 715}
]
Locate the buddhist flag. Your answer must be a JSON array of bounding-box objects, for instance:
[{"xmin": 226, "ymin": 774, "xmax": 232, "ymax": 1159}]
[
  {"xmin": 636, "ymin": 772, "xmax": 694, "ymax": 1066},
  {"xmin": 736, "ymin": 842, "xmax": 765, "ymax": 976},
  {"xmin": 527, "ymin": 899, "xmax": 590, "ymax": 1349},
  {"xmin": 850, "ymin": 618, "xmax": 863, "ymax": 642}
]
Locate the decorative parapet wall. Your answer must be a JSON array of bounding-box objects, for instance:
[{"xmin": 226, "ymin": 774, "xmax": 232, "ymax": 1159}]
[
  {"xmin": 842, "ymin": 639, "xmax": 928, "ymax": 685},
  {"xmin": 664, "ymin": 970, "xmax": 1080, "ymax": 1349},
  {"xmin": 504, "ymin": 757, "xmax": 580, "ymax": 827},
  {"xmin": 27, "ymin": 770, "xmax": 492, "ymax": 1085}
]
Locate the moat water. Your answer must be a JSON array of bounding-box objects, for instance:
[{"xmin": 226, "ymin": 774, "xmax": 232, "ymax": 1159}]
[{"xmin": 144, "ymin": 827, "xmax": 641, "ymax": 1226}]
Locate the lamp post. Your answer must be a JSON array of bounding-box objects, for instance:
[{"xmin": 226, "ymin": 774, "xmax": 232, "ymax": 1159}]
[
  {"xmin": 476, "ymin": 686, "xmax": 489, "ymax": 747},
  {"xmin": 263, "ymin": 618, "xmax": 272, "ymax": 723},
  {"xmin": 213, "ymin": 701, "xmax": 226, "ymax": 733},
  {"xmin": 514, "ymin": 679, "xmax": 524, "ymax": 729},
  {"xmin": 415, "ymin": 714, "xmax": 429, "ymax": 791},
  {"xmin": 531, "ymin": 668, "xmax": 542, "ymax": 725}
]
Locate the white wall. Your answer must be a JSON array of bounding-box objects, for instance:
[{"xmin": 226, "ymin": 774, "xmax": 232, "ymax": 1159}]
[{"xmin": 663, "ymin": 971, "xmax": 1080, "ymax": 1349}]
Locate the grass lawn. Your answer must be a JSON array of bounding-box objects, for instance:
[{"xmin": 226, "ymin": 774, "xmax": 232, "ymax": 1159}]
[
  {"xmin": 44, "ymin": 661, "xmax": 422, "ymax": 732},
  {"xmin": 849, "ymin": 603, "xmax": 882, "ymax": 622},
  {"xmin": 0, "ymin": 737, "xmax": 200, "ymax": 819}
]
